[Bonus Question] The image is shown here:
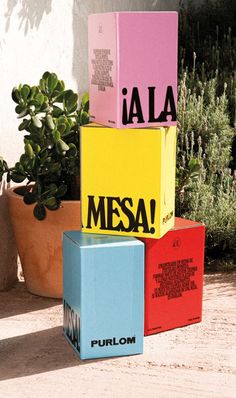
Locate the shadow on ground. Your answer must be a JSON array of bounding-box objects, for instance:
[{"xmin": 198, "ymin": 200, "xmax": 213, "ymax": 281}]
[
  {"xmin": 0, "ymin": 326, "xmax": 103, "ymax": 380},
  {"xmin": 0, "ymin": 282, "xmax": 59, "ymax": 319},
  {"xmin": 203, "ymin": 272, "xmax": 236, "ymax": 303},
  {"xmin": 204, "ymin": 271, "xmax": 236, "ymax": 287}
]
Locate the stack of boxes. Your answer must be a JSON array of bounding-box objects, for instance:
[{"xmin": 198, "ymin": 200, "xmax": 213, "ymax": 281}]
[{"xmin": 63, "ymin": 12, "xmax": 205, "ymax": 360}]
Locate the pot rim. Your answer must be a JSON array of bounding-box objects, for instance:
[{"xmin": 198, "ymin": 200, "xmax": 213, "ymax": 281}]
[{"xmin": 6, "ymin": 186, "xmax": 81, "ymax": 204}]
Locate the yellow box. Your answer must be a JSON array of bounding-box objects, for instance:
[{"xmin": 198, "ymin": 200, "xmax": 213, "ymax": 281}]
[{"xmin": 81, "ymin": 124, "xmax": 176, "ymax": 239}]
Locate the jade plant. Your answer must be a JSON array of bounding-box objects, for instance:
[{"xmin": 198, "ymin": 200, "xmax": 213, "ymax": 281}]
[{"xmin": 0, "ymin": 71, "xmax": 89, "ymax": 220}]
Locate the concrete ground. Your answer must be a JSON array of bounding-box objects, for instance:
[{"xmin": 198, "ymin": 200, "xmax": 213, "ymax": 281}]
[{"xmin": 0, "ymin": 273, "xmax": 236, "ymax": 398}]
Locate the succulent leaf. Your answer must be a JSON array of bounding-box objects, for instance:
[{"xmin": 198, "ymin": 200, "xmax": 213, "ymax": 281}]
[
  {"xmin": 56, "ymin": 184, "xmax": 67, "ymax": 198},
  {"xmin": 46, "ymin": 114, "xmax": 55, "ymax": 130},
  {"xmin": 25, "ymin": 143, "xmax": 34, "ymax": 159},
  {"xmin": 21, "ymin": 85, "xmax": 31, "ymax": 102},
  {"xmin": 47, "ymin": 73, "xmax": 58, "ymax": 93},
  {"xmin": 32, "ymin": 115, "xmax": 42, "ymax": 128},
  {"xmin": 18, "ymin": 119, "xmax": 30, "ymax": 131},
  {"xmin": 44, "ymin": 196, "xmax": 58, "ymax": 210},
  {"xmin": 12, "ymin": 87, "xmax": 21, "ymax": 104},
  {"xmin": 11, "ymin": 172, "xmax": 26, "ymax": 183},
  {"xmin": 24, "ymin": 192, "xmax": 36, "ymax": 205},
  {"xmin": 81, "ymin": 92, "xmax": 89, "ymax": 112},
  {"xmin": 33, "ymin": 204, "xmax": 46, "ymax": 220}
]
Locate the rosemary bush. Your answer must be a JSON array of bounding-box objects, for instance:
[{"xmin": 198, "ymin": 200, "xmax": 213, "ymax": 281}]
[{"xmin": 177, "ymin": 1, "xmax": 236, "ymax": 269}]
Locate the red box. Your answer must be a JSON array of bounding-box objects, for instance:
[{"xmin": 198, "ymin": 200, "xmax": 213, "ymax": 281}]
[{"xmin": 141, "ymin": 218, "xmax": 205, "ymax": 336}]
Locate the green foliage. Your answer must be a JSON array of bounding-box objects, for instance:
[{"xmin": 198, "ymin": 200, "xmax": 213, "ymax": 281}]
[
  {"xmin": 179, "ymin": 0, "xmax": 236, "ymax": 168},
  {"xmin": 176, "ymin": 74, "xmax": 236, "ymax": 266},
  {"xmin": 0, "ymin": 72, "xmax": 89, "ymax": 220},
  {"xmin": 177, "ymin": 2, "xmax": 236, "ymax": 270},
  {"xmin": 177, "ymin": 74, "xmax": 234, "ymax": 181},
  {"xmin": 187, "ymin": 173, "xmax": 236, "ymax": 257},
  {"xmin": 176, "ymin": 169, "xmax": 236, "ymax": 264}
]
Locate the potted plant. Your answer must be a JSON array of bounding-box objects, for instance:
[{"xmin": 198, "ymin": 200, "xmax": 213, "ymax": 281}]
[{"xmin": 0, "ymin": 72, "xmax": 89, "ymax": 298}]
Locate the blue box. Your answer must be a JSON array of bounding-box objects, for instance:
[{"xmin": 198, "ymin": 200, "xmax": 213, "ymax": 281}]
[{"xmin": 63, "ymin": 231, "xmax": 144, "ymax": 360}]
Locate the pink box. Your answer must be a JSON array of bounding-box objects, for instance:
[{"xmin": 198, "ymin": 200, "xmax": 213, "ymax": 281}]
[{"xmin": 88, "ymin": 12, "xmax": 178, "ymax": 129}]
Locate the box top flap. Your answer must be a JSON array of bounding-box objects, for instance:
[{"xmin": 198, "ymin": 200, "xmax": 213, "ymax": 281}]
[
  {"xmin": 63, "ymin": 231, "xmax": 143, "ymax": 248},
  {"xmin": 89, "ymin": 12, "xmax": 178, "ymax": 17},
  {"xmin": 174, "ymin": 217, "xmax": 205, "ymax": 230}
]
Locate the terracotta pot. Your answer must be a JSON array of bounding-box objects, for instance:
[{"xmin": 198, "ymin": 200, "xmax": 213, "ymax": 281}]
[{"xmin": 7, "ymin": 187, "xmax": 81, "ymax": 298}]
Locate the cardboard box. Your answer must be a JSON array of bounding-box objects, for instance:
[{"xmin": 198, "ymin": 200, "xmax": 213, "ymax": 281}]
[
  {"xmin": 141, "ymin": 218, "xmax": 205, "ymax": 335},
  {"xmin": 88, "ymin": 12, "xmax": 178, "ymax": 128},
  {"xmin": 81, "ymin": 123, "xmax": 176, "ymax": 239},
  {"xmin": 63, "ymin": 231, "xmax": 144, "ymax": 360}
]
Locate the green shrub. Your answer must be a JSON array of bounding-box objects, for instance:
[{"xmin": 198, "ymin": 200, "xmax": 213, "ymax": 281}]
[
  {"xmin": 176, "ymin": 74, "xmax": 236, "ymax": 267},
  {"xmin": 177, "ymin": 73, "xmax": 234, "ymax": 182},
  {"xmin": 177, "ymin": 2, "xmax": 236, "ymax": 269},
  {"xmin": 176, "ymin": 171, "xmax": 236, "ymax": 263}
]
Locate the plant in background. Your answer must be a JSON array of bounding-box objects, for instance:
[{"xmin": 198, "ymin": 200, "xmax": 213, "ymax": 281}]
[
  {"xmin": 176, "ymin": 1, "xmax": 236, "ymax": 269},
  {"xmin": 183, "ymin": 171, "xmax": 236, "ymax": 269},
  {"xmin": 179, "ymin": 0, "xmax": 236, "ymax": 169},
  {"xmin": 176, "ymin": 25, "xmax": 236, "ymax": 268},
  {"xmin": 0, "ymin": 71, "xmax": 89, "ymax": 220},
  {"xmin": 177, "ymin": 72, "xmax": 234, "ymax": 183}
]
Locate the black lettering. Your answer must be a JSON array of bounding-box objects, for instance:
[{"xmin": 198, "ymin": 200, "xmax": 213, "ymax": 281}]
[
  {"xmin": 107, "ymin": 196, "xmax": 121, "ymax": 231},
  {"xmin": 122, "ymin": 88, "xmax": 128, "ymax": 125},
  {"xmin": 85, "ymin": 195, "xmax": 154, "ymax": 234},
  {"xmin": 86, "ymin": 195, "xmax": 106, "ymax": 229},
  {"xmin": 162, "ymin": 210, "xmax": 174, "ymax": 224},
  {"xmin": 63, "ymin": 300, "xmax": 69, "ymax": 329},
  {"xmin": 91, "ymin": 336, "xmax": 136, "ymax": 347},
  {"xmin": 127, "ymin": 336, "xmax": 136, "ymax": 344},
  {"xmin": 106, "ymin": 339, "xmax": 112, "ymax": 346},
  {"xmin": 152, "ymin": 258, "xmax": 197, "ymax": 300},
  {"xmin": 63, "ymin": 300, "xmax": 80, "ymax": 352},
  {"xmin": 118, "ymin": 197, "xmax": 135, "ymax": 232},
  {"xmin": 112, "ymin": 337, "xmax": 119, "ymax": 346},
  {"xmin": 156, "ymin": 86, "xmax": 176, "ymax": 122},
  {"xmin": 148, "ymin": 86, "xmax": 158, "ymax": 122},
  {"xmin": 122, "ymin": 87, "xmax": 145, "ymax": 125},
  {"xmin": 119, "ymin": 338, "xmax": 126, "ymax": 345},
  {"xmin": 133, "ymin": 198, "xmax": 150, "ymax": 233}
]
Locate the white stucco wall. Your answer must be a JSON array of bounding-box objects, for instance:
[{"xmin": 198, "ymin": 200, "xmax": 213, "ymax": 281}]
[
  {"xmin": 0, "ymin": 0, "xmax": 179, "ymax": 289},
  {"xmin": 0, "ymin": 0, "xmax": 179, "ymax": 164}
]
